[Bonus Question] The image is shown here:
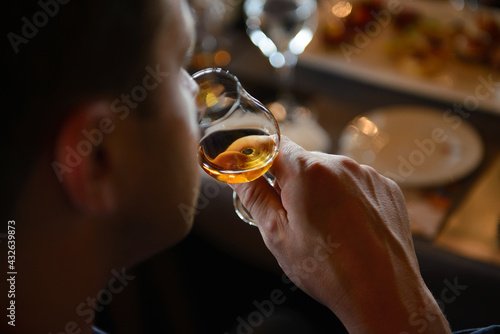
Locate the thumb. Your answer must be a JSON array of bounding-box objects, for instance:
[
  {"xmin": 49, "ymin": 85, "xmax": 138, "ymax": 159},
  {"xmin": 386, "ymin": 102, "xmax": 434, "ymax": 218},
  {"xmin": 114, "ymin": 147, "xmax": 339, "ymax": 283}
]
[
  {"xmin": 269, "ymin": 136, "xmax": 308, "ymax": 182},
  {"xmin": 231, "ymin": 175, "xmax": 287, "ymax": 232},
  {"xmin": 231, "ymin": 137, "xmax": 307, "ymax": 231}
]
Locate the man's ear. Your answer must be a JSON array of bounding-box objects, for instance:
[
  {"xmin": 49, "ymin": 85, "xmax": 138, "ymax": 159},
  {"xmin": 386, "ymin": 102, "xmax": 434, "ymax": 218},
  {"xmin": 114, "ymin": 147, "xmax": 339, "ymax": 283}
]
[{"xmin": 53, "ymin": 101, "xmax": 118, "ymax": 216}]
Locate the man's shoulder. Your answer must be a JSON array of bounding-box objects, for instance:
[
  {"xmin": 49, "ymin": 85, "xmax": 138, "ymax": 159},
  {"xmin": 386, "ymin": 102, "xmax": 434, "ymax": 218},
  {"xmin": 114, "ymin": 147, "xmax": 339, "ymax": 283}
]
[
  {"xmin": 92, "ymin": 326, "xmax": 108, "ymax": 334},
  {"xmin": 454, "ymin": 326, "xmax": 500, "ymax": 334}
]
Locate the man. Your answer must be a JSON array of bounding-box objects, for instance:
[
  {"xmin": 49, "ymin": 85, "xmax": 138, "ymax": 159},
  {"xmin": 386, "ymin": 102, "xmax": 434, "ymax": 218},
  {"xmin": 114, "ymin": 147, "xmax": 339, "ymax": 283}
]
[
  {"xmin": 1, "ymin": 0, "xmax": 497, "ymax": 333},
  {"xmin": 3, "ymin": 0, "xmax": 199, "ymax": 332}
]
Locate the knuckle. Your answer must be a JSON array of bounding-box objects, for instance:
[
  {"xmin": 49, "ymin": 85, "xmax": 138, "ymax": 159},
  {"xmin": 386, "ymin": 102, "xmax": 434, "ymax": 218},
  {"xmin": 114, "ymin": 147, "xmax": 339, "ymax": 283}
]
[
  {"xmin": 300, "ymin": 155, "xmax": 331, "ymax": 179},
  {"xmin": 337, "ymin": 155, "xmax": 361, "ymax": 170}
]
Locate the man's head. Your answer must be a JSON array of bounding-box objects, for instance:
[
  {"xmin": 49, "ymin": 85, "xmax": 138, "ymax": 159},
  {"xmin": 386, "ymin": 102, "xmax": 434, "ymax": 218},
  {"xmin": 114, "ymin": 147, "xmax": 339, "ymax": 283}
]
[{"xmin": 3, "ymin": 0, "xmax": 200, "ymax": 267}]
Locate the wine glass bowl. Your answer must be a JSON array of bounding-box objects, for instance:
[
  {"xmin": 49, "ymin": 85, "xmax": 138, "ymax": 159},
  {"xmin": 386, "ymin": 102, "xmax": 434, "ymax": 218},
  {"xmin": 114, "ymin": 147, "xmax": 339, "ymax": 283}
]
[{"xmin": 193, "ymin": 68, "xmax": 281, "ymax": 185}]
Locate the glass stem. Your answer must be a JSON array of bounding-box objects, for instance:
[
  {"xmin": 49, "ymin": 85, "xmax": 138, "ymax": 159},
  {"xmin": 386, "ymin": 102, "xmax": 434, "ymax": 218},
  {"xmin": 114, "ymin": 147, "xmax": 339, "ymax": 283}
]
[{"xmin": 274, "ymin": 53, "xmax": 298, "ymax": 114}]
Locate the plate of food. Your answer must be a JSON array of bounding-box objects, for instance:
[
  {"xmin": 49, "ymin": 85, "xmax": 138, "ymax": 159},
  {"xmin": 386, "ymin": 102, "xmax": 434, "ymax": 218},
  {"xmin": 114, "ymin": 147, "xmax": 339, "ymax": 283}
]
[
  {"xmin": 338, "ymin": 105, "xmax": 484, "ymax": 187},
  {"xmin": 300, "ymin": 0, "xmax": 500, "ymax": 115}
]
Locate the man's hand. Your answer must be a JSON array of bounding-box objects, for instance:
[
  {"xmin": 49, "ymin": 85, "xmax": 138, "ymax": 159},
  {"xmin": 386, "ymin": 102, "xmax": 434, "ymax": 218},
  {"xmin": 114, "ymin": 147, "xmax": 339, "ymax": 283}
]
[{"xmin": 232, "ymin": 137, "xmax": 451, "ymax": 333}]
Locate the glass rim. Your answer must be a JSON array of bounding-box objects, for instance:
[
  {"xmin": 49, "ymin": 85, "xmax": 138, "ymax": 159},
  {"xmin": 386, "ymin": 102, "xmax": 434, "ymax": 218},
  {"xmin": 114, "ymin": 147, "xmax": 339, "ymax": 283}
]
[
  {"xmin": 192, "ymin": 67, "xmax": 244, "ymax": 127},
  {"xmin": 191, "ymin": 67, "xmax": 240, "ymax": 83}
]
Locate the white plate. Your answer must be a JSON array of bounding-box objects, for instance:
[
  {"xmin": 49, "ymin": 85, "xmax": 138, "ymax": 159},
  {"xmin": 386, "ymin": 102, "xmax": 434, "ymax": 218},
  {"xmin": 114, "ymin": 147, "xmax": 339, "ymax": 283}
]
[
  {"xmin": 338, "ymin": 105, "xmax": 484, "ymax": 187},
  {"xmin": 300, "ymin": 0, "xmax": 500, "ymax": 116}
]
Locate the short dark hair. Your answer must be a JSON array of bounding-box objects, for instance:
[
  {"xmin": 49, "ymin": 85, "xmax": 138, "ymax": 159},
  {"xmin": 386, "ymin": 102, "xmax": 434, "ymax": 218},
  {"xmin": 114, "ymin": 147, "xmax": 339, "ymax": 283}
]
[{"xmin": 2, "ymin": 0, "xmax": 164, "ymax": 217}]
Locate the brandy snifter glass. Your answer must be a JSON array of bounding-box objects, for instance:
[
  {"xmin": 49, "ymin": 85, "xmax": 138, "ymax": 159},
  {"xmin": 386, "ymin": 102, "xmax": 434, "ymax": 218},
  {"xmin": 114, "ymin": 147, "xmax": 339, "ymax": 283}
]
[{"xmin": 193, "ymin": 68, "xmax": 280, "ymax": 225}]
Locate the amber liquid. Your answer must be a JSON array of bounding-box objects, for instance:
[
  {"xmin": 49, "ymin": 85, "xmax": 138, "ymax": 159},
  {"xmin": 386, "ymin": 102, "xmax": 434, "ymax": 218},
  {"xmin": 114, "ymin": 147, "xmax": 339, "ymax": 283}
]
[{"xmin": 198, "ymin": 129, "xmax": 278, "ymax": 183}]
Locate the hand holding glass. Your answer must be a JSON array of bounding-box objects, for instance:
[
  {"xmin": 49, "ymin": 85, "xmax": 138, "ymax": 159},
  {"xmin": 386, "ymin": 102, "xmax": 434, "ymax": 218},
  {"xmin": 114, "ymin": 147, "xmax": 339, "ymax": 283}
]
[{"xmin": 193, "ymin": 68, "xmax": 280, "ymax": 225}]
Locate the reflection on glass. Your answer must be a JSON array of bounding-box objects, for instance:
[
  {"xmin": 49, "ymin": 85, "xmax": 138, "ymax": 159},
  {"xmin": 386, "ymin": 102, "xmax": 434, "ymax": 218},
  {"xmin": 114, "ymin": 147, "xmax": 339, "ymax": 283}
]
[{"xmin": 341, "ymin": 115, "xmax": 390, "ymax": 162}]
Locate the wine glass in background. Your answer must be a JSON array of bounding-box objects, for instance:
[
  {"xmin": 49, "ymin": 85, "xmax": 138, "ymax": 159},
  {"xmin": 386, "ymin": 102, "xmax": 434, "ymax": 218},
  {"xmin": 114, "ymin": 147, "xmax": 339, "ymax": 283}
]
[
  {"xmin": 193, "ymin": 68, "xmax": 280, "ymax": 225},
  {"xmin": 244, "ymin": 0, "xmax": 318, "ymax": 120}
]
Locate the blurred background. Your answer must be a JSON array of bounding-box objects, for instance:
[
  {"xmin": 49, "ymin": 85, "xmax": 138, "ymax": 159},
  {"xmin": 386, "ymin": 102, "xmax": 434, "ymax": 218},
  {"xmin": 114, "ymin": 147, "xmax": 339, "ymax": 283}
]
[{"xmin": 96, "ymin": 0, "xmax": 500, "ymax": 332}]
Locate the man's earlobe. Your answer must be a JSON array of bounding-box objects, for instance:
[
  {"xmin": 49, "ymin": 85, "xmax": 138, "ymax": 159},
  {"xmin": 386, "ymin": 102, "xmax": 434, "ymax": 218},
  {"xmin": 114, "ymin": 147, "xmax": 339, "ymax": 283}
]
[{"xmin": 53, "ymin": 101, "xmax": 117, "ymax": 216}]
